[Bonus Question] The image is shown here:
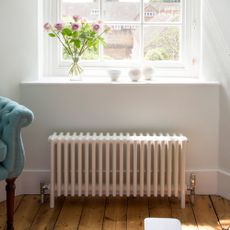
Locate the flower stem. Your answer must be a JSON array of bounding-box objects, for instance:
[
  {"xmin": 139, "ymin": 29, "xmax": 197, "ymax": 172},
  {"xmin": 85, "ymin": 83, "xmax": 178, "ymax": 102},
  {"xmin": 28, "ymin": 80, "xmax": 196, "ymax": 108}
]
[
  {"xmin": 69, "ymin": 59, "xmax": 83, "ymax": 77},
  {"xmin": 52, "ymin": 29, "xmax": 72, "ymax": 56}
]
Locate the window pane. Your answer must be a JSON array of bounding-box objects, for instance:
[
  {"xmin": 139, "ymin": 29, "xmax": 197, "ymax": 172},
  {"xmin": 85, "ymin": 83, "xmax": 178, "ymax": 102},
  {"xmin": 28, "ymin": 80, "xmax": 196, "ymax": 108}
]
[
  {"xmin": 144, "ymin": 0, "xmax": 181, "ymax": 22},
  {"xmin": 62, "ymin": 48, "xmax": 99, "ymax": 61},
  {"xmin": 62, "ymin": 0, "xmax": 100, "ymax": 21},
  {"xmin": 144, "ymin": 26, "xmax": 180, "ymax": 61},
  {"xmin": 103, "ymin": 0, "xmax": 140, "ymax": 22},
  {"xmin": 81, "ymin": 50, "xmax": 99, "ymax": 60},
  {"xmin": 103, "ymin": 24, "xmax": 140, "ymax": 60}
]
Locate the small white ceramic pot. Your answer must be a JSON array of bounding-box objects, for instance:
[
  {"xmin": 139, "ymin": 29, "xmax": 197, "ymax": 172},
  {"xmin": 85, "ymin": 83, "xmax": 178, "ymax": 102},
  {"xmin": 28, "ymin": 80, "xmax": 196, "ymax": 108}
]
[
  {"xmin": 143, "ymin": 66, "xmax": 154, "ymax": 80},
  {"xmin": 108, "ymin": 69, "xmax": 121, "ymax": 81},
  {"xmin": 128, "ymin": 68, "xmax": 141, "ymax": 81}
]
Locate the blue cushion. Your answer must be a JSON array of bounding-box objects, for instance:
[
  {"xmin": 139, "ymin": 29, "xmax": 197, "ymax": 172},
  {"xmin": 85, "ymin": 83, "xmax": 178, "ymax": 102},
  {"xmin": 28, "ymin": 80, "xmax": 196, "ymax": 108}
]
[{"xmin": 0, "ymin": 139, "xmax": 7, "ymax": 162}]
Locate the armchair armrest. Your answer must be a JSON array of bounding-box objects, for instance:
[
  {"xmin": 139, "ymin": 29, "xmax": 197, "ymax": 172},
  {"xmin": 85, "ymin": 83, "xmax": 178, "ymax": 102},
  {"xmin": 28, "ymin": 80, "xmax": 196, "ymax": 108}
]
[{"xmin": 0, "ymin": 96, "xmax": 34, "ymax": 178}]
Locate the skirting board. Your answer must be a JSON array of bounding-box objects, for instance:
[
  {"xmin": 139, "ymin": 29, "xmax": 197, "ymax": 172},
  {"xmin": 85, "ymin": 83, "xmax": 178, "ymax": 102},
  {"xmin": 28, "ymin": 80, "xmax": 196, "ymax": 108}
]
[
  {"xmin": 0, "ymin": 169, "xmax": 220, "ymax": 202},
  {"xmin": 218, "ymin": 170, "xmax": 230, "ymax": 201}
]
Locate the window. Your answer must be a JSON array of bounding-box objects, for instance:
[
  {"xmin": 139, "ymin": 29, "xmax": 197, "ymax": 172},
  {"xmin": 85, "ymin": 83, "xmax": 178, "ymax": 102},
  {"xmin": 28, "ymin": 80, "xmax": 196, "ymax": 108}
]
[{"xmin": 42, "ymin": 0, "xmax": 201, "ymax": 77}]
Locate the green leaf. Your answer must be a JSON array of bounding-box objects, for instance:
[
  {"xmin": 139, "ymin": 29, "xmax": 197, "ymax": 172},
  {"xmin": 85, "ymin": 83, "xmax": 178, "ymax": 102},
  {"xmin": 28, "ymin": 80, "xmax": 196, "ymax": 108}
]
[
  {"xmin": 74, "ymin": 39, "xmax": 81, "ymax": 48},
  {"xmin": 72, "ymin": 31, "xmax": 78, "ymax": 37},
  {"xmin": 48, "ymin": 33, "xmax": 56, "ymax": 37},
  {"xmin": 80, "ymin": 33, "xmax": 87, "ymax": 39},
  {"xmin": 62, "ymin": 28, "xmax": 72, "ymax": 36},
  {"xmin": 88, "ymin": 41, "xmax": 93, "ymax": 48}
]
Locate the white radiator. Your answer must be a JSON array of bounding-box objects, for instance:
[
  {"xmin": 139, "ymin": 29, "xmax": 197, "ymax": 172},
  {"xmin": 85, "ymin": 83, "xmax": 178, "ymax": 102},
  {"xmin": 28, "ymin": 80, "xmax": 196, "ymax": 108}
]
[{"xmin": 49, "ymin": 132, "xmax": 188, "ymax": 208}]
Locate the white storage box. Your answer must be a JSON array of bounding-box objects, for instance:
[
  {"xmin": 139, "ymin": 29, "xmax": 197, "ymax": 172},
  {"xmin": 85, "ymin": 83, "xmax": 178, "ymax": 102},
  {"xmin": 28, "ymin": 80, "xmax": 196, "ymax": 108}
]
[{"xmin": 144, "ymin": 218, "xmax": 182, "ymax": 230}]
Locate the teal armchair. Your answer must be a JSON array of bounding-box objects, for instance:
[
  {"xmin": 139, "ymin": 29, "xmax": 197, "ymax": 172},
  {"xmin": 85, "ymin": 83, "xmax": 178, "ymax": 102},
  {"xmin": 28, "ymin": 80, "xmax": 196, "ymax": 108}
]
[{"xmin": 0, "ymin": 96, "xmax": 33, "ymax": 230}]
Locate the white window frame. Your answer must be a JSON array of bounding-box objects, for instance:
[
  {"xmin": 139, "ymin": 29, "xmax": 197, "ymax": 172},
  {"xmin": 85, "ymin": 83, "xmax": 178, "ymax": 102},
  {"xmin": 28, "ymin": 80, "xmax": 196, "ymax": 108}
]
[{"xmin": 40, "ymin": 0, "xmax": 201, "ymax": 78}]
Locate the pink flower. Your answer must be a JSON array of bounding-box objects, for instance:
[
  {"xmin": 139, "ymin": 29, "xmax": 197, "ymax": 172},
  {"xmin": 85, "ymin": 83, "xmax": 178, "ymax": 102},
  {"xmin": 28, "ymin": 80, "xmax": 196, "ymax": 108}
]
[
  {"xmin": 43, "ymin": 22, "xmax": 51, "ymax": 31},
  {"xmin": 73, "ymin": 15, "xmax": 81, "ymax": 22},
  {"xmin": 92, "ymin": 23, "xmax": 100, "ymax": 32},
  {"xmin": 54, "ymin": 23, "xmax": 63, "ymax": 31},
  {"xmin": 71, "ymin": 23, "xmax": 80, "ymax": 31}
]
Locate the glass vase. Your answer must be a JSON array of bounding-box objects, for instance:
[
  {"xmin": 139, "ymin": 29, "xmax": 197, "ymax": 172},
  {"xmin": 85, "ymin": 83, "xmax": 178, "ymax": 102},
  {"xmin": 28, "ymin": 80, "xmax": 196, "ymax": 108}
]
[{"xmin": 68, "ymin": 56, "xmax": 83, "ymax": 81}]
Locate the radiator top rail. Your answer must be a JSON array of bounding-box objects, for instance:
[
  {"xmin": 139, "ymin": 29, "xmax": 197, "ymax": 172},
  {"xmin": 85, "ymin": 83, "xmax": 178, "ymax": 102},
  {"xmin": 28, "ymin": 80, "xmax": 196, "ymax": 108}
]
[{"xmin": 49, "ymin": 132, "xmax": 188, "ymax": 143}]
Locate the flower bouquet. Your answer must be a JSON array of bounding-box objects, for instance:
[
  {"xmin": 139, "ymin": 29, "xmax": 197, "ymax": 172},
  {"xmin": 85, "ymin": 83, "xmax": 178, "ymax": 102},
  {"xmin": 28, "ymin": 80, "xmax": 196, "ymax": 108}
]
[{"xmin": 44, "ymin": 16, "xmax": 110, "ymax": 79}]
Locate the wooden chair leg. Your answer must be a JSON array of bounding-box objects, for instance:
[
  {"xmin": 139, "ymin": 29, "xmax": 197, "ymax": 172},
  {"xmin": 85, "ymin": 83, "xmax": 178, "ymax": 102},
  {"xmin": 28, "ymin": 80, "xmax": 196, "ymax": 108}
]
[{"xmin": 5, "ymin": 178, "xmax": 16, "ymax": 230}]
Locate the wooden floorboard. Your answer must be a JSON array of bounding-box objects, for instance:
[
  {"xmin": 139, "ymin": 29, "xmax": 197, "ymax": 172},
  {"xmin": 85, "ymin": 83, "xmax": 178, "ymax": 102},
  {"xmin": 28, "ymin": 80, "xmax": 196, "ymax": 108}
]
[
  {"xmin": 0, "ymin": 194, "xmax": 230, "ymax": 230},
  {"xmin": 54, "ymin": 197, "xmax": 84, "ymax": 230},
  {"xmin": 127, "ymin": 197, "xmax": 149, "ymax": 230},
  {"xmin": 0, "ymin": 195, "xmax": 24, "ymax": 230},
  {"xmin": 171, "ymin": 196, "xmax": 198, "ymax": 230},
  {"xmin": 148, "ymin": 196, "xmax": 171, "ymax": 218},
  {"xmin": 103, "ymin": 197, "xmax": 127, "ymax": 230},
  {"xmin": 78, "ymin": 197, "xmax": 106, "ymax": 230},
  {"xmin": 30, "ymin": 196, "xmax": 65, "ymax": 230},
  {"xmin": 211, "ymin": 195, "xmax": 230, "ymax": 230},
  {"xmin": 192, "ymin": 195, "xmax": 222, "ymax": 230},
  {"xmin": 14, "ymin": 195, "xmax": 41, "ymax": 230}
]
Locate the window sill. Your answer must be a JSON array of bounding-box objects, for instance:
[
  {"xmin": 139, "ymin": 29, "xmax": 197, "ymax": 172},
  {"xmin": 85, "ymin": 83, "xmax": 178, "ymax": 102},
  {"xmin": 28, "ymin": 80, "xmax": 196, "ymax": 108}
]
[{"xmin": 21, "ymin": 76, "xmax": 219, "ymax": 86}]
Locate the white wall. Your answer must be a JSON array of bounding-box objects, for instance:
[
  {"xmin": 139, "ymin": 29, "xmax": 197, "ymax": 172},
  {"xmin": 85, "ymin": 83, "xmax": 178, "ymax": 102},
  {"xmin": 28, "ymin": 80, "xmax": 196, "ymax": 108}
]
[
  {"xmin": 0, "ymin": 0, "xmax": 38, "ymax": 201},
  {"xmin": 201, "ymin": 0, "xmax": 230, "ymax": 197},
  {"xmin": 20, "ymin": 82, "xmax": 220, "ymax": 194},
  {"xmin": 0, "ymin": 0, "xmax": 38, "ymax": 100}
]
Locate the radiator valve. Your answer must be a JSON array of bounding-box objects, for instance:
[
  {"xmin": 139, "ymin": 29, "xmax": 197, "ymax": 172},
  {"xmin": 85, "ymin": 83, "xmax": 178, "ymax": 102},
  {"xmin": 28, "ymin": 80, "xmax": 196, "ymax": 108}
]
[
  {"xmin": 40, "ymin": 182, "xmax": 49, "ymax": 204},
  {"xmin": 187, "ymin": 173, "xmax": 196, "ymax": 205}
]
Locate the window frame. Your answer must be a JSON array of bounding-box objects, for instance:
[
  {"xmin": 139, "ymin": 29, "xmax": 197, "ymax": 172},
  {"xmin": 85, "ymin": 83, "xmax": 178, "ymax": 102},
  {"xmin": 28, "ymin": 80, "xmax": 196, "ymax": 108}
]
[{"xmin": 41, "ymin": 0, "xmax": 201, "ymax": 78}]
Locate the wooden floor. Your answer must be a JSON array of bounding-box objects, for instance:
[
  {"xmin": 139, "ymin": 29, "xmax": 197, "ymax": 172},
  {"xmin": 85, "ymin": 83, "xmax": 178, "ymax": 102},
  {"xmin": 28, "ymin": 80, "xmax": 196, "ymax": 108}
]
[{"xmin": 0, "ymin": 195, "xmax": 230, "ymax": 230}]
